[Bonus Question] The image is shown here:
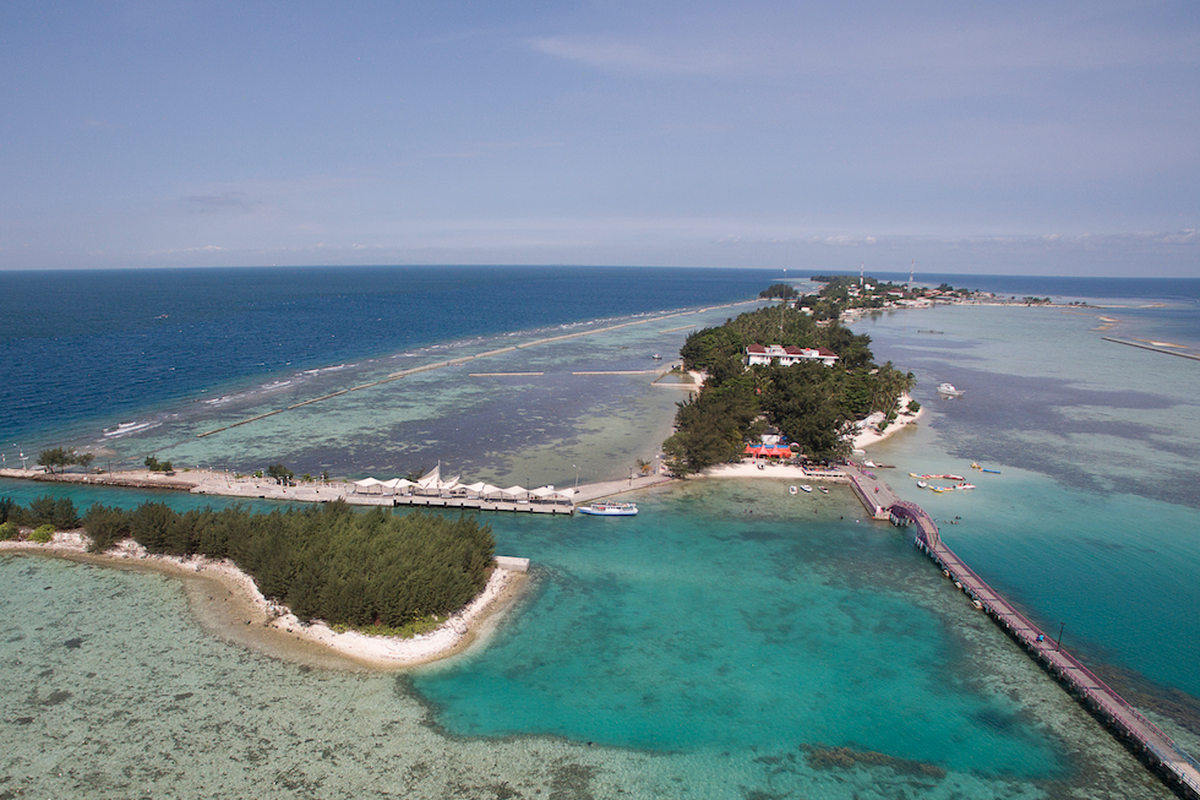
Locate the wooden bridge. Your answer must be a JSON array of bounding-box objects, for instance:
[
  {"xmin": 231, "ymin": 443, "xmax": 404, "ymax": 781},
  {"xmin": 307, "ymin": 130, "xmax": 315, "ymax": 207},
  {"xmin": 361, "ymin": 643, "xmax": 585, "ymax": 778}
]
[{"xmin": 885, "ymin": 500, "xmax": 1200, "ymax": 799}]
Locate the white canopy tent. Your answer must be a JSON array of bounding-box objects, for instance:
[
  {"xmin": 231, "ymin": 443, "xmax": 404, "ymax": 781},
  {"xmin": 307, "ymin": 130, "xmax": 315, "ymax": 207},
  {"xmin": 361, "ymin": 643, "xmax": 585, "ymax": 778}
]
[
  {"xmin": 353, "ymin": 477, "xmax": 385, "ymax": 495},
  {"xmin": 380, "ymin": 478, "xmax": 416, "ymax": 496}
]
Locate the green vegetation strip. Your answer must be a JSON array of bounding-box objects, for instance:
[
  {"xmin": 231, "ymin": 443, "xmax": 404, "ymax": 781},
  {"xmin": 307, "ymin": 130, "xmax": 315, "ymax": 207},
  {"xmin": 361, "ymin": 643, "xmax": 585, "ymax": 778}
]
[
  {"xmin": 663, "ymin": 288, "xmax": 916, "ymax": 474},
  {"xmin": 3, "ymin": 495, "xmax": 495, "ymax": 632}
]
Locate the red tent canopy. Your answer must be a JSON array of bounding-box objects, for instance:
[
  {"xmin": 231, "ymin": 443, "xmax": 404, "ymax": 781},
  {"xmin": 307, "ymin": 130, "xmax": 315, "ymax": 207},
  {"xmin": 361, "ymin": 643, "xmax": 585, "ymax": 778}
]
[{"xmin": 744, "ymin": 444, "xmax": 791, "ymax": 457}]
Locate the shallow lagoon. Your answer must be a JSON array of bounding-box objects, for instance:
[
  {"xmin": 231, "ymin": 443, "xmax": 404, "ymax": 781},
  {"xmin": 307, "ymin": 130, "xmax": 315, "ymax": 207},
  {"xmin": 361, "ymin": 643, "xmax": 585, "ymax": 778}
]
[
  {"xmin": 2, "ymin": 276, "xmax": 1198, "ymax": 797},
  {"xmin": 0, "ymin": 481, "xmax": 1175, "ymax": 799}
]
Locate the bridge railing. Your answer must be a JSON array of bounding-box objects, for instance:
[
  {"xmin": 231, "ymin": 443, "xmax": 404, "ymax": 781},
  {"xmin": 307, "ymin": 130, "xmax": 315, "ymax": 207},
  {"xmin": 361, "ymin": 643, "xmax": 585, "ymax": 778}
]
[{"xmin": 923, "ymin": 528, "xmax": 1200, "ymax": 791}]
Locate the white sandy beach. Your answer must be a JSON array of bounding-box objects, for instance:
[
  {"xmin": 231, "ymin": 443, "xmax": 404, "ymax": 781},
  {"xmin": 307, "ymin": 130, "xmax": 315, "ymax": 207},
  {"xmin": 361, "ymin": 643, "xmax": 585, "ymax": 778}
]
[{"xmin": 1, "ymin": 532, "xmax": 526, "ymax": 669}]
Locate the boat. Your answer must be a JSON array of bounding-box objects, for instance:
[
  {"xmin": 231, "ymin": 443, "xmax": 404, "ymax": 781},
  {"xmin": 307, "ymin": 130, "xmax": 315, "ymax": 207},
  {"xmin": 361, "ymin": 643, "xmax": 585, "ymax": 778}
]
[
  {"xmin": 955, "ymin": 483, "xmax": 976, "ymax": 490},
  {"xmin": 930, "ymin": 486, "xmax": 951, "ymax": 493},
  {"xmin": 577, "ymin": 502, "xmax": 638, "ymax": 516},
  {"xmin": 788, "ymin": 486, "xmax": 798, "ymax": 496},
  {"xmin": 937, "ymin": 383, "xmax": 963, "ymax": 397},
  {"xmin": 971, "ymin": 462, "xmax": 981, "ymax": 470},
  {"xmin": 652, "ymin": 354, "xmax": 663, "ymax": 360},
  {"xmin": 909, "ymin": 472, "xmax": 922, "ymax": 478},
  {"xmin": 916, "ymin": 480, "xmax": 928, "ymax": 489},
  {"xmin": 818, "ymin": 486, "xmax": 829, "ymax": 495},
  {"xmin": 982, "ymin": 468, "xmax": 1002, "ymax": 474},
  {"xmin": 801, "ymin": 485, "xmax": 813, "ymax": 493}
]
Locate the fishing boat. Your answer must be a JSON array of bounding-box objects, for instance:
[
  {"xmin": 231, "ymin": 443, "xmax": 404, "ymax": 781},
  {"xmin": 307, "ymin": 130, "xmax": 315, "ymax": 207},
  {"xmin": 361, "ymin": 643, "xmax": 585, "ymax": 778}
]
[{"xmin": 577, "ymin": 501, "xmax": 638, "ymax": 516}]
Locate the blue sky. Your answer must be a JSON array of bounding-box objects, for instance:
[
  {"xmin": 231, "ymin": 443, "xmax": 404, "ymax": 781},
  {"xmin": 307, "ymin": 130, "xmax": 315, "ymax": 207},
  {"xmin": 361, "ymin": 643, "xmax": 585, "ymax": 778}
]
[{"xmin": 2, "ymin": 1, "xmax": 1197, "ymax": 275}]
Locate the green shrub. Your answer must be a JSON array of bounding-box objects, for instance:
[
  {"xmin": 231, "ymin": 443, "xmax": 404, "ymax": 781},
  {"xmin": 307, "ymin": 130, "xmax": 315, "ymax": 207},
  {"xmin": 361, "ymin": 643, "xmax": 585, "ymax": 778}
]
[
  {"xmin": 26, "ymin": 495, "xmax": 78, "ymax": 529},
  {"xmin": 30, "ymin": 524, "xmax": 55, "ymax": 544},
  {"xmin": 83, "ymin": 503, "xmax": 131, "ymax": 553},
  {"xmin": 0, "ymin": 520, "xmax": 19, "ymax": 540}
]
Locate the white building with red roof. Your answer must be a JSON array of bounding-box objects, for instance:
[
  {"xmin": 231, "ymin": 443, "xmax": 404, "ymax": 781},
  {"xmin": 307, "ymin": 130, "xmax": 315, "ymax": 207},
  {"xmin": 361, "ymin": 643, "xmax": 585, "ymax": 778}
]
[{"xmin": 745, "ymin": 344, "xmax": 839, "ymax": 367}]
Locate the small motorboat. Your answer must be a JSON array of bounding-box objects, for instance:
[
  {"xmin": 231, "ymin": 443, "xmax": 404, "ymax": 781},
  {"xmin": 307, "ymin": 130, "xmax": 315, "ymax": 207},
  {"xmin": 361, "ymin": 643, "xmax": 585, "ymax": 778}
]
[
  {"xmin": 818, "ymin": 486, "xmax": 829, "ymax": 495},
  {"xmin": 801, "ymin": 485, "xmax": 813, "ymax": 493},
  {"xmin": 938, "ymin": 383, "xmax": 964, "ymax": 397},
  {"xmin": 577, "ymin": 502, "xmax": 638, "ymax": 516},
  {"xmin": 955, "ymin": 483, "xmax": 976, "ymax": 490},
  {"xmin": 789, "ymin": 485, "xmax": 798, "ymax": 495},
  {"xmin": 916, "ymin": 480, "xmax": 928, "ymax": 489}
]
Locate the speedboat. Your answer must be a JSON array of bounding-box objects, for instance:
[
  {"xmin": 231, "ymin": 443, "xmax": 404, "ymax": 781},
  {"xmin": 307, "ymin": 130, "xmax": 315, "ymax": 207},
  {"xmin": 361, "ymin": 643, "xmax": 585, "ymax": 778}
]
[
  {"xmin": 955, "ymin": 483, "xmax": 976, "ymax": 490},
  {"xmin": 577, "ymin": 502, "xmax": 638, "ymax": 516},
  {"xmin": 916, "ymin": 480, "xmax": 928, "ymax": 489},
  {"xmin": 801, "ymin": 485, "xmax": 813, "ymax": 493},
  {"xmin": 937, "ymin": 383, "xmax": 963, "ymax": 397},
  {"xmin": 818, "ymin": 486, "xmax": 829, "ymax": 494}
]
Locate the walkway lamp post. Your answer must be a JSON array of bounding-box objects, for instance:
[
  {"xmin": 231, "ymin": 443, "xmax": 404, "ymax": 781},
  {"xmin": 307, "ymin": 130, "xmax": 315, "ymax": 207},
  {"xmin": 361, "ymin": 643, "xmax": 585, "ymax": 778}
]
[{"xmin": 1056, "ymin": 622, "xmax": 1065, "ymax": 652}]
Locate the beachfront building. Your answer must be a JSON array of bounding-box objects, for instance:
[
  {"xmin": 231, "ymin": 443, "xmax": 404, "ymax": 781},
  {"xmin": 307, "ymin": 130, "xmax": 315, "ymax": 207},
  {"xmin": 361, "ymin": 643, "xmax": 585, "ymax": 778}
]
[{"xmin": 745, "ymin": 344, "xmax": 839, "ymax": 367}]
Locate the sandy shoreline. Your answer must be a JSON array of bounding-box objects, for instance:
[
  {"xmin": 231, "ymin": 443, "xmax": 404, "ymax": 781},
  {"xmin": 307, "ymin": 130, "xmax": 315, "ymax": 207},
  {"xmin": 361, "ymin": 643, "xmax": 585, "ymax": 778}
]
[
  {"xmin": 1, "ymin": 533, "xmax": 528, "ymax": 671},
  {"xmin": 0, "ymin": 389, "xmax": 919, "ymax": 670}
]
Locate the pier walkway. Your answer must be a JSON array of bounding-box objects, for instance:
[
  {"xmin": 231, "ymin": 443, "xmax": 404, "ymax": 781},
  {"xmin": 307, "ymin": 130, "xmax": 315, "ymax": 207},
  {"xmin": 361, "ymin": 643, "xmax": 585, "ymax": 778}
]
[
  {"xmin": 886, "ymin": 501, "xmax": 1200, "ymax": 799},
  {"xmin": 846, "ymin": 466, "xmax": 899, "ymax": 519}
]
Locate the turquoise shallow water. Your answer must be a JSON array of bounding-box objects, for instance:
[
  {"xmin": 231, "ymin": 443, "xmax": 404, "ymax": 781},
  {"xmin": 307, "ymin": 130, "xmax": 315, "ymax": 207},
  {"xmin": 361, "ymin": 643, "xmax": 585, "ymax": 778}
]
[
  {"xmin": 856, "ymin": 303, "xmax": 1200, "ymax": 706},
  {"xmin": 413, "ymin": 483, "xmax": 1066, "ymax": 777},
  {"xmin": 2, "ymin": 276, "xmax": 1198, "ymax": 797},
  {"xmin": 0, "ymin": 482, "xmax": 1176, "ymax": 799}
]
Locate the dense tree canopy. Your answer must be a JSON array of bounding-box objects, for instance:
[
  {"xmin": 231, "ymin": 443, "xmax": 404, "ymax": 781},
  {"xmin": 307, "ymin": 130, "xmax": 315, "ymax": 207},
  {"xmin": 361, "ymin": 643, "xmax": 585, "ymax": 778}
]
[
  {"xmin": 665, "ymin": 301, "xmax": 915, "ymax": 473},
  {"xmin": 6, "ymin": 496, "xmax": 495, "ymax": 631}
]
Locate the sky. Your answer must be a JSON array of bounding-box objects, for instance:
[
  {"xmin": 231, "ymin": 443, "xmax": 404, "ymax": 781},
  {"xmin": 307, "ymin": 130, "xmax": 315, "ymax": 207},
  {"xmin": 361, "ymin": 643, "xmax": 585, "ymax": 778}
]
[{"xmin": 2, "ymin": 1, "xmax": 1198, "ymax": 276}]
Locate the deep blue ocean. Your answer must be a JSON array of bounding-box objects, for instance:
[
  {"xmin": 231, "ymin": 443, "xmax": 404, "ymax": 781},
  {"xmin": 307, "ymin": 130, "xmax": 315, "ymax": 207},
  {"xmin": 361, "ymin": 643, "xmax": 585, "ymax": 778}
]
[
  {"xmin": 1, "ymin": 265, "xmax": 1198, "ymax": 799},
  {"xmin": 0, "ymin": 265, "xmax": 777, "ymax": 451}
]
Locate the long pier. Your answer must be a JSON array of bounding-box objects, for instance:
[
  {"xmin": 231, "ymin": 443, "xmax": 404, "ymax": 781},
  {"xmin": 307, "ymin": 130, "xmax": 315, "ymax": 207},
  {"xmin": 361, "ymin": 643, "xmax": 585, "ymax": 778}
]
[
  {"xmin": 1103, "ymin": 336, "xmax": 1200, "ymax": 362},
  {"xmin": 884, "ymin": 499, "xmax": 1200, "ymax": 799}
]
